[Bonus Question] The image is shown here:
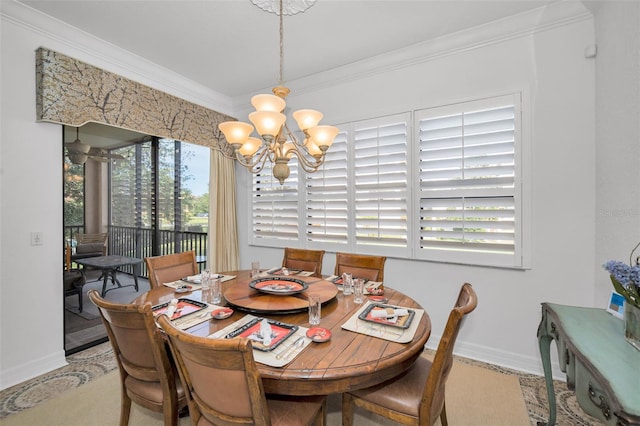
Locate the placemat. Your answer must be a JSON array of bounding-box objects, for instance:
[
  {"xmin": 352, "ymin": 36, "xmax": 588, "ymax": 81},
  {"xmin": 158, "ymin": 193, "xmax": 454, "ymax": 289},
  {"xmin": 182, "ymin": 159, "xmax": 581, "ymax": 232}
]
[
  {"xmin": 208, "ymin": 314, "xmax": 311, "ymax": 367},
  {"xmin": 264, "ymin": 267, "xmax": 315, "ymax": 277},
  {"xmin": 163, "ymin": 273, "xmax": 236, "ymax": 291},
  {"xmin": 341, "ymin": 301, "xmax": 424, "ymax": 343}
]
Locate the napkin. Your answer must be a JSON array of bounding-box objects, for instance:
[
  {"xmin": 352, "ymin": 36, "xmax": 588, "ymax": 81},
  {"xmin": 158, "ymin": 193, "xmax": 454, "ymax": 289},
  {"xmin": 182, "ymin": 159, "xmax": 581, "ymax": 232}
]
[
  {"xmin": 184, "ymin": 274, "xmax": 201, "ymax": 283},
  {"xmin": 165, "ymin": 298, "xmax": 179, "ymax": 318},
  {"xmin": 260, "ymin": 318, "xmax": 273, "ymax": 346},
  {"xmin": 370, "ymin": 308, "xmax": 409, "ymax": 318}
]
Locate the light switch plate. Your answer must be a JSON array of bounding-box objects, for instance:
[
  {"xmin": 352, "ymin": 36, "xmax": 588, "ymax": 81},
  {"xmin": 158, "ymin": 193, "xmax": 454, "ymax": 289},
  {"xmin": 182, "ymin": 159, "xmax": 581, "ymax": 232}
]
[{"xmin": 31, "ymin": 232, "xmax": 43, "ymax": 246}]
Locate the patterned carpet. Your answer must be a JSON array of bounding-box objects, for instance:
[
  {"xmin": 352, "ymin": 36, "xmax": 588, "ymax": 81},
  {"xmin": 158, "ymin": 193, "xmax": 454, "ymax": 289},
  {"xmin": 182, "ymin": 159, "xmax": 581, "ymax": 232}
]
[{"xmin": 0, "ymin": 342, "xmax": 602, "ymax": 425}]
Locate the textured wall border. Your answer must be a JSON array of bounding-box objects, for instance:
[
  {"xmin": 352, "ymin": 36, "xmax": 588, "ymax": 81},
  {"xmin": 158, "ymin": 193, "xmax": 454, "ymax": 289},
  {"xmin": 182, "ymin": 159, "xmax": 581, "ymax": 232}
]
[{"xmin": 35, "ymin": 47, "xmax": 234, "ymax": 153}]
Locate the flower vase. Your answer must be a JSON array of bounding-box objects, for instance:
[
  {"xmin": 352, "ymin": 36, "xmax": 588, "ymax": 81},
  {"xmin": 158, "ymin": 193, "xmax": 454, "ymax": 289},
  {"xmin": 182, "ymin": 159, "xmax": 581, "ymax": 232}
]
[{"xmin": 623, "ymin": 302, "xmax": 640, "ymax": 351}]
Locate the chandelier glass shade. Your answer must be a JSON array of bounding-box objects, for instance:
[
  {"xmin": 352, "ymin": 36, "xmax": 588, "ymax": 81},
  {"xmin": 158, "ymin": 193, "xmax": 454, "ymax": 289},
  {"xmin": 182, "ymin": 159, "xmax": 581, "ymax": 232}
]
[{"xmin": 218, "ymin": 0, "xmax": 338, "ymax": 185}]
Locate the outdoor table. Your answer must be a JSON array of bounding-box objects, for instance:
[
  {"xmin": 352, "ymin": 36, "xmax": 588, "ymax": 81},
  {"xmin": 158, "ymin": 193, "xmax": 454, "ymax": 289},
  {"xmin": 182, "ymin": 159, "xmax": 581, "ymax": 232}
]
[{"xmin": 75, "ymin": 255, "xmax": 142, "ymax": 297}]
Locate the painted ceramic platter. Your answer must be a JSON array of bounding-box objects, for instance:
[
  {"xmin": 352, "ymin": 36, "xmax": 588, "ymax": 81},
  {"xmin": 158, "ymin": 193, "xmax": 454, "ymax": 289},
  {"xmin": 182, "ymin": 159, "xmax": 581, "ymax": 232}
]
[
  {"xmin": 211, "ymin": 308, "xmax": 234, "ymax": 319},
  {"xmin": 358, "ymin": 303, "xmax": 415, "ymax": 329},
  {"xmin": 249, "ymin": 277, "xmax": 308, "ymax": 296},
  {"xmin": 306, "ymin": 327, "xmax": 331, "ymax": 342},
  {"xmin": 368, "ymin": 295, "xmax": 388, "ymax": 303},
  {"xmin": 225, "ymin": 318, "xmax": 298, "ymax": 352},
  {"xmin": 152, "ymin": 298, "xmax": 207, "ymax": 320}
]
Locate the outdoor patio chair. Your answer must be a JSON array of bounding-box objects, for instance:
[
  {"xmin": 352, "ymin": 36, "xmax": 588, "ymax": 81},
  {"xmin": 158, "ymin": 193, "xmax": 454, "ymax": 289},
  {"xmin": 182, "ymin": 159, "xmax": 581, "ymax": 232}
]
[{"xmin": 72, "ymin": 232, "xmax": 108, "ymax": 260}]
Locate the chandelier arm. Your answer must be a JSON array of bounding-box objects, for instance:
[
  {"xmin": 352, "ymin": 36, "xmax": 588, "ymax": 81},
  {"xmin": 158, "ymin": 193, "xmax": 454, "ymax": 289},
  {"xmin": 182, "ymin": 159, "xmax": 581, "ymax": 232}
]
[
  {"xmin": 282, "ymin": 122, "xmax": 306, "ymax": 147},
  {"xmin": 288, "ymin": 148, "xmax": 326, "ymax": 173},
  {"xmin": 211, "ymin": 145, "xmax": 237, "ymax": 160},
  {"xmin": 233, "ymin": 145, "xmax": 270, "ymax": 171}
]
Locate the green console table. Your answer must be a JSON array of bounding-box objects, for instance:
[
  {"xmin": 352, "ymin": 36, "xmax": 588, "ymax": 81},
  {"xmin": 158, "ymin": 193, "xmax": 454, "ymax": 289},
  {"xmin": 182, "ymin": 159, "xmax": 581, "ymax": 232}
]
[{"xmin": 537, "ymin": 303, "xmax": 640, "ymax": 425}]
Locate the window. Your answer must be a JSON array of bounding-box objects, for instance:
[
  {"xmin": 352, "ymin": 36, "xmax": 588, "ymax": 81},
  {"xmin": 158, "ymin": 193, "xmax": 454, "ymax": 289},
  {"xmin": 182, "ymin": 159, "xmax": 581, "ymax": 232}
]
[
  {"xmin": 353, "ymin": 115, "xmax": 409, "ymax": 252},
  {"xmin": 249, "ymin": 93, "xmax": 526, "ymax": 268},
  {"xmin": 251, "ymin": 158, "xmax": 299, "ymax": 243},
  {"xmin": 306, "ymin": 131, "xmax": 349, "ymax": 244},
  {"xmin": 416, "ymin": 94, "xmax": 522, "ymax": 267}
]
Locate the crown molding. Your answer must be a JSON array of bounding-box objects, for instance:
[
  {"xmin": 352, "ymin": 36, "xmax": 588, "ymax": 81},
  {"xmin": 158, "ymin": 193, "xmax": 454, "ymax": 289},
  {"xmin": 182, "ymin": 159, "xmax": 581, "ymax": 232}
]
[
  {"xmin": 1, "ymin": 0, "xmax": 234, "ymax": 116},
  {"xmin": 240, "ymin": 1, "xmax": 593, "ymax": 103}
]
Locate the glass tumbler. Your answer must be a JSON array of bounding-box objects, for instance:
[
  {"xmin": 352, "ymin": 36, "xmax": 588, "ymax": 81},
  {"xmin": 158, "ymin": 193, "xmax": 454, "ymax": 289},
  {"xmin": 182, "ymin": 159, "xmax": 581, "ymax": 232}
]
[
  {"xmin": 342, "ymin": 272, "xmax": 353, "ymax": 295},
  {"xmin": 353, "ymin": 278, "xmax": 365, "ymax": 304},
  {"xmin": 211, "ymin": 277, "xmax": 222, "ymax": 304},
  {"xmin": 251, "ymin": 261, "xmax": 261, "ymax": 278},
  {"xmin": 201, "ymin": 269, "xmax": 212, "ymax": 303},
  {"xmin": 309, "ymin": 295, "xmax": 321, "ymax": 325}
]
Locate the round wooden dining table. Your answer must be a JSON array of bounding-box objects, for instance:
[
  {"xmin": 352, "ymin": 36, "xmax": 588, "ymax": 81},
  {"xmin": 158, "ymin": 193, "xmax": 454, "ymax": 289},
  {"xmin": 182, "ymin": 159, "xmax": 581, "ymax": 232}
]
[{"xmin": 135, "ymin": 270, "xmax": 431, "ymax": 396}]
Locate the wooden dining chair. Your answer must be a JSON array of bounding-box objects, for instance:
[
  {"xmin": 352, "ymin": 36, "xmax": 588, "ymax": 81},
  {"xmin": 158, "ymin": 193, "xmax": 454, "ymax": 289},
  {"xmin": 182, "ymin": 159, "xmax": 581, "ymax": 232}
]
[
  {"xmin": 342, "ymin": 283, "xmax": 478, "ymax": 426},
  {"xmin": 144, "ymin": 251, "xmax": 198, "ymax": 289},
  {"xmin": 334, "ymin": 252, "xmax": 387, "ymax": 282},
  {"xmin": 88, "ymin": 290, "xmax": 187, "ymax": 426},
  {"xmin": 282, "ymin": 247, "xmax": 325, "ymax": 277},
  {"xmin": 157, "ymin": 315, "xmax": 327, "ymax": 426}
]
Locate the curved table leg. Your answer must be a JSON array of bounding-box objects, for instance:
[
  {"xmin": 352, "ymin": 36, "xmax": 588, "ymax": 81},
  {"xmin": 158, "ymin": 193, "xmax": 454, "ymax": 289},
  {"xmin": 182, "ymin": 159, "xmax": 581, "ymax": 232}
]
[{"xmin": 537, "ymin": 309, "xmax": 556, "ymax": 426}]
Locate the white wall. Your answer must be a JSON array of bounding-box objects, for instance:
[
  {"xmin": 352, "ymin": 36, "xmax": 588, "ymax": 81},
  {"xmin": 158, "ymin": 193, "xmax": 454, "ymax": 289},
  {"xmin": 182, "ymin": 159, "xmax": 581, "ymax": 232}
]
[
  {"xmin": 593, "ymin": 2, "xmax": 640, "ymax": 307},
  {"xmin": 237, "ymin": 3, "xmax": 604, "ymax": 375},
  {"xmin": 0, "ymin": 1, "xmax": 231, "ymax": 389}
]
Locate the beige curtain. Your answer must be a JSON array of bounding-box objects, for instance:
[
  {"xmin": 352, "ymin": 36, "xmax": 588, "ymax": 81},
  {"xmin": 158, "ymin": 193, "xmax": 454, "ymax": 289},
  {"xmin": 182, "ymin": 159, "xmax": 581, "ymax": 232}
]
[{"xmin": 207, "ymin": 149, "xmax": 240, "ymax": 272}]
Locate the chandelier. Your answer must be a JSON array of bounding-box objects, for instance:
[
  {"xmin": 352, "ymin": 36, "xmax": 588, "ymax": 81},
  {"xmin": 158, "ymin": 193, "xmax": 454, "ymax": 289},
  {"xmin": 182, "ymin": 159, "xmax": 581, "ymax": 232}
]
[{"xmin": 218, "ymin": 0, "xmax": 338, "ymax": 185}]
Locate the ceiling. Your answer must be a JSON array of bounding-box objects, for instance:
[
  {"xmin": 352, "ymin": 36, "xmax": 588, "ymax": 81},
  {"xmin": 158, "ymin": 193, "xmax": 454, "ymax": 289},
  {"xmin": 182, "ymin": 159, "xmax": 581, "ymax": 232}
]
[{"xmin": 23, "ymin": 0, "xmax": 559, "ymax": 99}]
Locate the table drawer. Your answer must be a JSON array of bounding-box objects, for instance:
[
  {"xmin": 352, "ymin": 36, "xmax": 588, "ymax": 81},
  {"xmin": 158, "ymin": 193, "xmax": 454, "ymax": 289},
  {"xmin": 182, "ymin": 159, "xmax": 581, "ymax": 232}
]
[{"xmin": 574, "ymin": 359, "xmax": 618, "ymax": 425}]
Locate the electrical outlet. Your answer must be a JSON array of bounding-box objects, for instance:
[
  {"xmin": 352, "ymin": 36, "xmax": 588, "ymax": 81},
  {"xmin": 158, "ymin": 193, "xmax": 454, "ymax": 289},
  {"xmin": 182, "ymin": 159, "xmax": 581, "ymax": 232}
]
[{"xmin": 31, "ymin": 232, "xmax": 43, "ymax": 246}]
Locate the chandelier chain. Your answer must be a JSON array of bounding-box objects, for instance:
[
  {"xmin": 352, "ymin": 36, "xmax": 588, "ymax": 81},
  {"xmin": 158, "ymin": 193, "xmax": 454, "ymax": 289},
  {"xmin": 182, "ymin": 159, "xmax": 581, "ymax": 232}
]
[{"xmin": 279, "ymin": 0, "xmax": 284, "ymax": 85}]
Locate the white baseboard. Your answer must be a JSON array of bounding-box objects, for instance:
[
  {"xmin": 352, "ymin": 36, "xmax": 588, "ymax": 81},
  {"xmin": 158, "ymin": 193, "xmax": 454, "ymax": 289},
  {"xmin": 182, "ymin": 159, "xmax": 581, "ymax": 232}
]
[
  {"xmin": 426, "ymin": 335, "xmax": 567, "ymax": 381},
  {"xmin": 0, "ymin": 351, "xmax": 68, "ymax": 391}
]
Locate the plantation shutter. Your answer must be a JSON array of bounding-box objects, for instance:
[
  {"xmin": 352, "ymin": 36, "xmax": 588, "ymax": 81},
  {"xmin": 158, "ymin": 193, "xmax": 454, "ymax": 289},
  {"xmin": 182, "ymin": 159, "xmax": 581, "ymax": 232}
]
[
  {"xmin": 251, "ymin": 158, "xmax": 299, "ymax": 242},
  {"xmin": 353, "ymin": 114, "xmax": 409, "ymax": 250},
  {"xmin": 417, "ymin": 94, "xmax": 519, "ymax": 260},
  {"xmin": 305, "ymin": 130, "xmax": 349, "ymax": 244}
]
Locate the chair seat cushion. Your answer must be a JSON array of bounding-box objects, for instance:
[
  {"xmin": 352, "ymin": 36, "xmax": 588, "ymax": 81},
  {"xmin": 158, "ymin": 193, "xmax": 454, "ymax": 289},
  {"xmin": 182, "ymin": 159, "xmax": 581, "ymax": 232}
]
[
  {"xmin": 349, "ymin": 355, "xmax": 432, "ymax": 418},
  {"xmin": 63, "ymin": 271, "xmax": 85, "ymax": 291},
  {"xmin": 75, "ymin": 242, "xmax": 105, "ymax": 254},
  {"xmin": 124, "ymin": 375, "xmax": 185, "ymax": 408},
  {"xmin": 266, "ymin": 394, "xmax": 326, "ymax": 425}
]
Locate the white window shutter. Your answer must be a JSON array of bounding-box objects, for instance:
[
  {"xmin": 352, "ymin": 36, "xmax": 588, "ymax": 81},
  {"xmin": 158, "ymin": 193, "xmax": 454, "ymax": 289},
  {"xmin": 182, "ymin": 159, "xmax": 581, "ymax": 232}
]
[
  {"xmin": 416, "ymin": 94, "xmax": 520, "ymax": 265},
  {"xmin": 305, "ymin": 131, "xmax": 349, "ymax": 244},
  {"xmin": 251, "ymin": 158, "xmax": 299, "ymax": 242},
  {"xmin": 354, "ymin": 114, "xmax": 409, "ymax": 250}
]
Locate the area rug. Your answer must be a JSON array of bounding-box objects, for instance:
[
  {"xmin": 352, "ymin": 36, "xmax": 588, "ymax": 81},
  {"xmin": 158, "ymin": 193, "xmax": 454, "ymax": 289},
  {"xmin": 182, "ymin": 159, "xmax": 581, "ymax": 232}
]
[
  {"xmin": 0, "ymin": 354, "xmax": 529, "ymax": 426},
  {"xmin": 64, "ymin": 273, "xmax": 151, "ymax": 320}
]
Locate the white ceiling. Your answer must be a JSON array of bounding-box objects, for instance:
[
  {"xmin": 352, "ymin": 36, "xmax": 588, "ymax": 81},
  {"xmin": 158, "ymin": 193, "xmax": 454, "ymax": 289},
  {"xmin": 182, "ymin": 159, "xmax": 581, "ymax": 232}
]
[{"xmin": 22, "ymin": 0, "xmax": 559, "ymax": 99}]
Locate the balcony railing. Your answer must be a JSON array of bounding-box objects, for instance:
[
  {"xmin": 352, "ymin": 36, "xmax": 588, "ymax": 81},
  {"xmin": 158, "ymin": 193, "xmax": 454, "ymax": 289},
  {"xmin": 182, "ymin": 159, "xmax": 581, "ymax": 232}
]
[{"xmin": 64, "ymin": 225, "xmax": 208, "ymax": 277}]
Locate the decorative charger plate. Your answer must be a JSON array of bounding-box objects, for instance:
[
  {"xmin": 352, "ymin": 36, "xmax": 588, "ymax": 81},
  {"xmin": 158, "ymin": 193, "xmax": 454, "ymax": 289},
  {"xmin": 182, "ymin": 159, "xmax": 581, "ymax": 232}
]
[
  {"xmin": 225, "ymin": 318, "xmax": 298, "ymax": 352},
  {"xmin": 152, "ymin": 298, "xmax": 207, "ymax": 320},
  {"xmin": 249, "ymin": 277, "xmax": 308, "ymax": 296}
]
